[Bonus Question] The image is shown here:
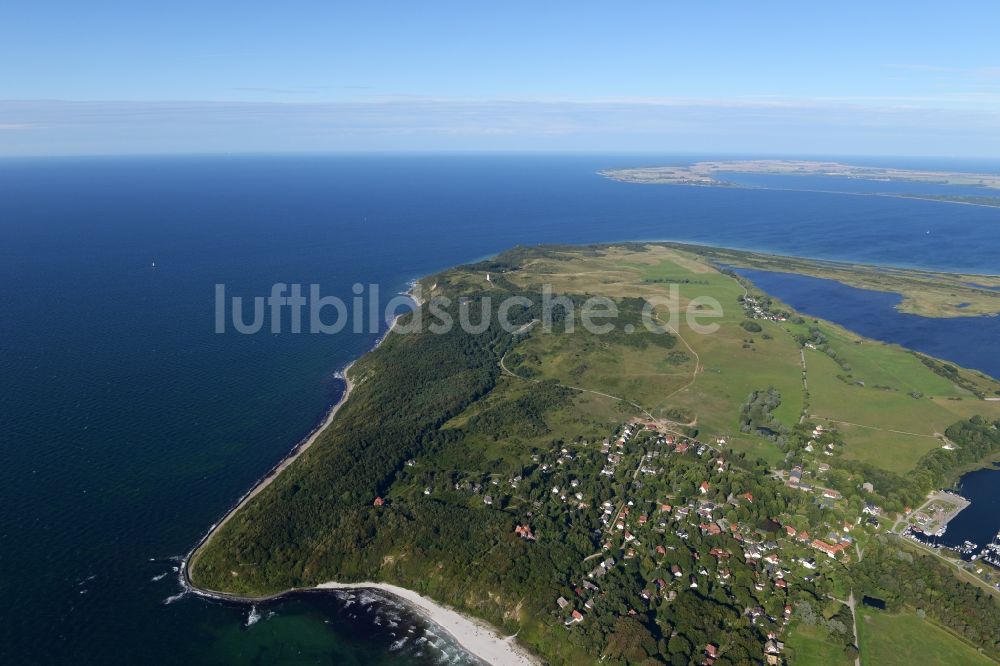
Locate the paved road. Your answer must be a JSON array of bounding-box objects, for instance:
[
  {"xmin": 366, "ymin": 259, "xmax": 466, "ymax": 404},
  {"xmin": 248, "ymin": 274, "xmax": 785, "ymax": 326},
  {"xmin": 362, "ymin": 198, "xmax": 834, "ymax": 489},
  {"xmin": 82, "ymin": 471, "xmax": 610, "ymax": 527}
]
[{"xmin": 890, "ymin": 533, "xmax": 1000, "ymax": 599}]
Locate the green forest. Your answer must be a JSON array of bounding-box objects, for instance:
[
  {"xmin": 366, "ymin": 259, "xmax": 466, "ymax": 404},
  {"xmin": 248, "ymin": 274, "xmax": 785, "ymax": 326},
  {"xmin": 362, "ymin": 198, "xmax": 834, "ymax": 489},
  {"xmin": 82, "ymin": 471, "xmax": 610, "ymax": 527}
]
[{"xmin": 190, "ymin": 245, "xmax": 1000, "ymax": 665}]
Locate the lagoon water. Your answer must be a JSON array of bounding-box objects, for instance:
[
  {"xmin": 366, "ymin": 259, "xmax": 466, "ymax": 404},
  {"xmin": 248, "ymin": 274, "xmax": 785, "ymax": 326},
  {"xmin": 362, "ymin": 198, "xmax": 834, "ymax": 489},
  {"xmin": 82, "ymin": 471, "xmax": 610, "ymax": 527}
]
[
  {"xmin": 943, "ymin": 464, "xmax": 1000, "ymax": 551},
  {"xmin": 730, "ymin": 269, "xmax": 1000, "ymax": 384},
  {"xmin": 731, "ymin": 268, "xmax": 1000, "ymax": 551},
  {"xmin": 2, "ymin": 154, "xmax": 1000, "ymax": 665}
]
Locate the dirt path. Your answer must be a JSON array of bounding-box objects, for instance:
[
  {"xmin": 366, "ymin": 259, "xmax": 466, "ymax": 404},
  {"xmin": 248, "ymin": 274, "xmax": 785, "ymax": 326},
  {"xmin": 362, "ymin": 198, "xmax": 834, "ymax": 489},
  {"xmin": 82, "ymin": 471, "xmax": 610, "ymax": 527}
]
[
  {"xmin": 799, "ymin": 348, "xmax": 809, "ymax": 424},
  {"xmin": 847, "ymin": 590, "xmax": 861, "ymax": 666},
  {"xmin": 498, "ymin": 350, "xmax": 701, "ymax": 432},
  {"xmin": 499, "ymin": 351, "xmax": 659, "ymax": 422},
  {"xmin": 506, "ymin": 305, "xmax": 706, "ymax": 420},
  {"xmin": 812, "ymin": 416, "xmax": 938, "ymax": 439},
  {"xmin": 655, "ymin": 310, "xmax": 703, "ymax": 403},
  {"xmin": 826, "ymin": 592, "xmax": 862, "ymax": 666}
]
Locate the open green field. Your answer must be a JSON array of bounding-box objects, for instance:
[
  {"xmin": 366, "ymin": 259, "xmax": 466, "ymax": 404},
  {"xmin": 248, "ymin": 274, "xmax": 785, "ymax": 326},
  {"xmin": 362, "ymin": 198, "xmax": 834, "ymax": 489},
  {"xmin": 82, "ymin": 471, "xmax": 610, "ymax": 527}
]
[
  {"xmin": 857, "ymin": 608, "xmax": 997, "ymax": 666},
  {"xmin": 664, "ymin": 242, "xmax": 1000, "ymax": 318},
  {"xmin": 436, "ymin": 374, "xmax": 635, "ymax": 479},
  {"xmin": 784, "ymin": 622, "xmax": 855, "ymax": 666},
  {"xmin": 505, "ymin": 245, "xmax": 805, "ymax": 436},
  {"xmin": 190, "ymin": 242, "xmax": 1000, "ymax": 666},
  {"xmin": 501, "ymin": 244, "xmax": 1000, "ymax": 474},
  {"xmin": 786, "ymin": 317, "xmax": 1000, "ymax": 473}
]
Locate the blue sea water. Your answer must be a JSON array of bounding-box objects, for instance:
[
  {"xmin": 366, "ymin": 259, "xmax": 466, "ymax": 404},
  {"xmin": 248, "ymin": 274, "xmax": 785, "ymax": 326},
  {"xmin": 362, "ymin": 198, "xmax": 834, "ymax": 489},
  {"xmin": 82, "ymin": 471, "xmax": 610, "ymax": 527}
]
[
  {"xmin": 2, "ymin": 154, "xmax": 1000, "ymax": 665},
  {"xmin": 940, "ymin": 463, "xmax": 1000, "ymax": 552},
  {"xmin": 730, "ymin": 269, "xmax": 1000, "ymax": 382}
]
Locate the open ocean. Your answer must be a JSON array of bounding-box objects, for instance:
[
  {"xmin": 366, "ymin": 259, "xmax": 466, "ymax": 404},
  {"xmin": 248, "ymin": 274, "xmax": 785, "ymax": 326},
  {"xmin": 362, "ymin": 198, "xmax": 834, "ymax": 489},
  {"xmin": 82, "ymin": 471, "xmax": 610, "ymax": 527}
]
[{"xmin": 2, "ymin": 154, "xmax": 1000, "ymax": 665}]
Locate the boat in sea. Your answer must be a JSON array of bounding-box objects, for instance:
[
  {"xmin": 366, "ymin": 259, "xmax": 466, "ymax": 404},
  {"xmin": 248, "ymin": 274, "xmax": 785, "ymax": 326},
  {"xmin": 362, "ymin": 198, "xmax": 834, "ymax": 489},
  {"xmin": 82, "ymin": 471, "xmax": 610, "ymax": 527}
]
[{"xmin": 956, "ymin": 540, "xmax": 979, "ymax": 556}]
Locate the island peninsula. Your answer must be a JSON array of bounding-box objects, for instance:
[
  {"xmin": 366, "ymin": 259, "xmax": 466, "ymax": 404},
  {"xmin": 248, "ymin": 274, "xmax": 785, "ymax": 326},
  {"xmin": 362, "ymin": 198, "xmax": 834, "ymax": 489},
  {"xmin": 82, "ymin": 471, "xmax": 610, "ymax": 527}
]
[{"xmin": 188, "ymin": 243, "xmax": 1000, "ymax": 665}]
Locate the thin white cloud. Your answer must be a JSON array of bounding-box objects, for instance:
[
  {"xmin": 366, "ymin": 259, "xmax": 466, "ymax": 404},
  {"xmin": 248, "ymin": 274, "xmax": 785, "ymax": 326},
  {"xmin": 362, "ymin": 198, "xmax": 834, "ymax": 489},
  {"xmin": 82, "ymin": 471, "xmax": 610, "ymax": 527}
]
[{"xmin": 1, "ymin": 97, "xmax": 999, "ymax": 156}]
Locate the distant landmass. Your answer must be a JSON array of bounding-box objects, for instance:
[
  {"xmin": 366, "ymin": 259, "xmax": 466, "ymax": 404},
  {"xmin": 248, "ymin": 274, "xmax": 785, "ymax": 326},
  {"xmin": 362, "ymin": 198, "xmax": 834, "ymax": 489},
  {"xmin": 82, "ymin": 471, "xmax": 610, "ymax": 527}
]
[
  {"xmin": 600, "ymin": 160, "xmax": 1000, "ymax": 208},
  {"xmin": 188, "ymin": 243, "xmax": 1000, "ymax": 665}
]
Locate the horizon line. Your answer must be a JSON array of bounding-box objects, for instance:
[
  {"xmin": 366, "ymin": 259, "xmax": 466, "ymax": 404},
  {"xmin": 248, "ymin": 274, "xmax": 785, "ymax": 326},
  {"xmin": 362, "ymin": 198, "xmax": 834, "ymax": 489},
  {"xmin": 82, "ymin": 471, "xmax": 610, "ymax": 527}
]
[{"xmin": 2, "ymin": 150, "xmax": 1000, "ymax": 162}]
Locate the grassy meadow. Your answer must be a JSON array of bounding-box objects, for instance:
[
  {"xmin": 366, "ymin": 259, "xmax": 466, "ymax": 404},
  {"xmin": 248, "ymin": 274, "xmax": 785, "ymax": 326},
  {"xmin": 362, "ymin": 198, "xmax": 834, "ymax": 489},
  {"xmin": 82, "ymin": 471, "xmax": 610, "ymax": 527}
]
[
  {"xmin": 784, "ymin": 622, "xmax": 855, "ymax": 666},
  {"xmin": 856, "ymin": 608, "xmax": 997, "ymax": 666},
  {"xmin": 499, "ymin": 244, "xmax": 1000, "ymax": 475},
  {"xmin": 191, "ymin": 242, "xmax": 1000, "ymax": 665}
]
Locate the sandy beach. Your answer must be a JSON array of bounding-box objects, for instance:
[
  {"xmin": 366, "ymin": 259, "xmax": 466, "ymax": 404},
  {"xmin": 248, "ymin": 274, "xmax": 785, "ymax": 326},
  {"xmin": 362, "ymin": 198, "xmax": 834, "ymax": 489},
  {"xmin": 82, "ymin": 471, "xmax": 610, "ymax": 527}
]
[
  {"xmin": 184, "ymin": 361, "xmax": 356, "ymax": 581},
  {"xmin": 183, "ymin": 282, "xmax": 541, "ymax": 665},
  {"xmin": 316, "ymin": 581, "xmax": 539, "ymax": 666},
  {"xmin": 187, "ymin": 283, "xmax": 423, "ymax": 576}
]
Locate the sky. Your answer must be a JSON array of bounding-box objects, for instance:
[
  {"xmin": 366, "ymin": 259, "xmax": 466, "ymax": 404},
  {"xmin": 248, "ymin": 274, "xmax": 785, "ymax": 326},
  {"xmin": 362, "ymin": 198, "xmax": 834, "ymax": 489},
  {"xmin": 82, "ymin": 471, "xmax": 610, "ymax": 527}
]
[{"xmin": 2, "ymin": 1, "xmax": 1000, "ymax": 156}]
